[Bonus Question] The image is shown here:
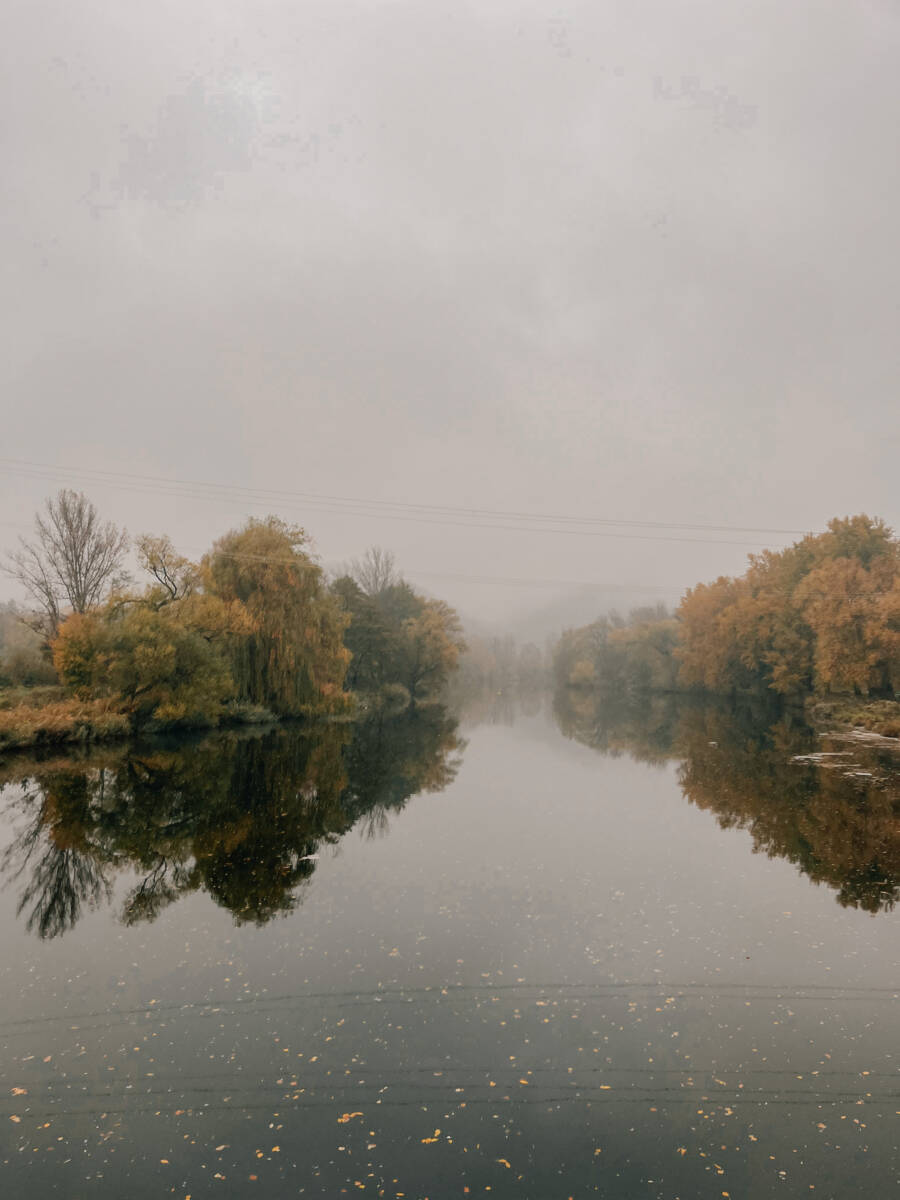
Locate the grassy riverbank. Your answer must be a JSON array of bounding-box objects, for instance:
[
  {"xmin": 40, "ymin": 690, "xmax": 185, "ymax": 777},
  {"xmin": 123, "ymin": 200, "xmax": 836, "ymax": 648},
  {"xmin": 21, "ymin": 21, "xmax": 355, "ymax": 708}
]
[
  {"xmin": 806, "ymin": 697, "xmax": 900, "ymax": 740},
  {"xmin": 0, "ymin": 686, "xmax": 289, "ymax": 754},
  {"xmin": 0, "ymin": 693, "xmax": 131, "ymax": 752}
]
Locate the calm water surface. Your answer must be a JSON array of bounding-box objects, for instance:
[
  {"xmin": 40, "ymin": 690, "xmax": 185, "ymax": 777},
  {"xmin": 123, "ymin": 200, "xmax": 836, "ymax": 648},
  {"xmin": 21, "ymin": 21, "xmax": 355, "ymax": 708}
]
[{"xmin": 1, "ymin": 696, "xmax": 897, "ymax": 1198}]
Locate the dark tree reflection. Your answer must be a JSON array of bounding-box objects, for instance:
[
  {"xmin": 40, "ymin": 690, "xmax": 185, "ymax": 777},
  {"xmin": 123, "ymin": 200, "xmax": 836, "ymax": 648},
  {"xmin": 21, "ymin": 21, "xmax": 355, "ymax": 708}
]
[
  {"xmin": 0, "ymin": 706, "xmax": 464, "ymax": 937},
  {"xmin": 554, "ymin": 690, "xmax": 900, "ymax": 913}
]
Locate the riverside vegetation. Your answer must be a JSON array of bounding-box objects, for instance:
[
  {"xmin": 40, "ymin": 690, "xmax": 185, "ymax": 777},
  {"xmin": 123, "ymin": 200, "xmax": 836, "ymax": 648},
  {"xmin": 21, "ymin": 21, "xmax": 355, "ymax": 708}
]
[
  {"xmin": 553, "ymin": 514, "xmax": 900, "ymax": 736},
  {"xmin": 1, "ymin": 492, "xmax": 465, "ymax": 752}
]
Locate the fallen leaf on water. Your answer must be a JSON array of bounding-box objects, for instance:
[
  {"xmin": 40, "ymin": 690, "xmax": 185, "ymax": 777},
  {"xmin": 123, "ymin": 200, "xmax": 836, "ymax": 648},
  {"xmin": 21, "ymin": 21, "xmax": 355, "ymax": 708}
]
[
  {"xmin": 11, "ymin": 1088, "xmax": 27, "ymax": 1096},
  {"xmin": 338, "ymin": 1112, "xmax": 363, "ymax": 1124},
  {"xmin": 10, "ymin": 1115, "xmax": 21, "ymax": 1124},
  {"xmin": 497, "ymin": 1158, "xmax": 511, "ymax": 1169}
]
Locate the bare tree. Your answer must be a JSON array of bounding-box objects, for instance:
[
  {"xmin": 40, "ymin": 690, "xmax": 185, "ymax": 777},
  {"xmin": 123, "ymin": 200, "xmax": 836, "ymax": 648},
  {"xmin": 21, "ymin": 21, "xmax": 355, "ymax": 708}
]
[
  {"xmin": 349, "ymin": 546, "xmax": 398, "ymax": 596},
  {"xmin": 5, "ymin": 490, "xmax": 129, "ymax": 639}
]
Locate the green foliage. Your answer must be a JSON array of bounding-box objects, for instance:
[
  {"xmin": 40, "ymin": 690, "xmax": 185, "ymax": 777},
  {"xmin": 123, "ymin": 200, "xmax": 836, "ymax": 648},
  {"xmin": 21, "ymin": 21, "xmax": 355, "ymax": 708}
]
[
  {"xmin": 53, "ymin": 604, "xmax": 236, "ymax": 727},
  {"xmin": 554, "ymin": 606, "xmax": 680, "ymax": 697},
  {"xmin": 331, "ymin": 575, "xmax": 465, "ymax": 702}
]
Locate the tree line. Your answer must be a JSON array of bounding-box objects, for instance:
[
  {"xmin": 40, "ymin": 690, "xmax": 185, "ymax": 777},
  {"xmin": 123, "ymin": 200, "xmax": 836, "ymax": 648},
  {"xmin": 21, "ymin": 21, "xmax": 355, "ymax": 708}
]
[
  {"xmin": 2, "ymin": 490, "xmax": 465, "ymax": 736},
  {"xmin": 554, "ymin": 515, "xmax": 900, "ymax": 701}
]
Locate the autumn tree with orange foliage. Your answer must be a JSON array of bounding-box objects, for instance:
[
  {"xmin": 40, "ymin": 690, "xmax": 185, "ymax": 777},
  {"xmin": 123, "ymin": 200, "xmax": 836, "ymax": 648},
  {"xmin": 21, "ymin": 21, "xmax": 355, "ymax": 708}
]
[
  {"xmin": 557, "ymin": 516, "xmax": 900, "ymax": 700},
  {"xmin": 677, "ymin": 516, "xmax": 900, "ymax": 697}
]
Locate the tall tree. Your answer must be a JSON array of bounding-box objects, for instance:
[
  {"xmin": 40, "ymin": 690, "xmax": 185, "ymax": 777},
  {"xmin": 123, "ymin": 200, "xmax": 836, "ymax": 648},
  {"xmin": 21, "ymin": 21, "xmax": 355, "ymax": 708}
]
[
  {"xmin": 204, "ymin": 517, "xmax": 350, "ymax": 715},
  {"xmin": 349, "ymin": 546, "xmax": 398, "ymax": 596},
  {"xmin": 4, "ymin": 490, "xmax": 129, "ymax": 639}
]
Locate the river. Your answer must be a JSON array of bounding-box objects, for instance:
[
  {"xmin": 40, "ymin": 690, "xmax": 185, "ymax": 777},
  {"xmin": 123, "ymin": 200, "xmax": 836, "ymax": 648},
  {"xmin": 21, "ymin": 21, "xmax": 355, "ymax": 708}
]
[{"xmin": 0, "ymin": 694, "xmax": 897, "ymax": 1197}]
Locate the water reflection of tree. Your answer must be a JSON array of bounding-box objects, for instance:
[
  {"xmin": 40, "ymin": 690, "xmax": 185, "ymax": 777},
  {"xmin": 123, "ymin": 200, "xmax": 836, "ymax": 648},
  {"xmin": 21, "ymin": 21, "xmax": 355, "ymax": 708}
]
[
  {"xmin": 450, "ymin": 684, "xmax": 545, "ymax": 729},
  {"xmin": 553, "ymin": 690, "xmax": 900, "ymax": 913},
  {"xmin": 1, "ymin": 706, "xmax": 464, "ymax": 937}
]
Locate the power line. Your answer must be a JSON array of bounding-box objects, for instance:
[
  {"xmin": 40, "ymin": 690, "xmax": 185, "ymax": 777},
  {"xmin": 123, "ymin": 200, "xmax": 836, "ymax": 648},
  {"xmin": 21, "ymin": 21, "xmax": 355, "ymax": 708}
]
[{"xmin": 0, "ymin": 457, "xmax": 809, "ymax": 546}]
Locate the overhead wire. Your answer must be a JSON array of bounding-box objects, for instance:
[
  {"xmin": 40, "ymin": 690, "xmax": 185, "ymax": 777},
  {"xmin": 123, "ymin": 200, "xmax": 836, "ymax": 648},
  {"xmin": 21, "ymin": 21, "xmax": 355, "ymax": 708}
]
[
  {"xmin": 3, "ymin": 457, "xmax": 897, "ymax": 596},
  {"xmin": 0, "ymin": 457, "xmax": 811, "ymax": 546}
]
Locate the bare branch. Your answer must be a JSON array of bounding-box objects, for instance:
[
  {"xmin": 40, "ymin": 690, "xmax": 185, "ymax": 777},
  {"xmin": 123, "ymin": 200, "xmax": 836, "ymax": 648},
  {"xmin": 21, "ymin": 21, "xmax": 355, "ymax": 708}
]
[
  {"xmin": 136, "ymin": 534, "xmax": 199, "ymax": 604},
  {"xmin": 3, "ymin": 490, "xmax": 129, "ymax": 639},
  {"xmin": 349, "ymin": 546, "xmax": 398, "ymax": 596}
]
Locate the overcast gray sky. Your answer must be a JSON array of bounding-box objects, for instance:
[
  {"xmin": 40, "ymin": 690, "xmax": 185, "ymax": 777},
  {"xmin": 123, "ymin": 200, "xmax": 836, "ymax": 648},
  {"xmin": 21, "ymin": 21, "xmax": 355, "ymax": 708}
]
[{"xmin": 3, "ymin": 0, "xmax": 899, "ymax": 629}]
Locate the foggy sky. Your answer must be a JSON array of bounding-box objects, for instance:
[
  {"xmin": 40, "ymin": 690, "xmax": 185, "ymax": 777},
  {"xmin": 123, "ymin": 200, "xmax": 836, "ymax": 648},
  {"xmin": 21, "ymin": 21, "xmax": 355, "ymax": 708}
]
[{"xmin": 3, "ymin": 1, "xmax": 899, "ymax": 630}]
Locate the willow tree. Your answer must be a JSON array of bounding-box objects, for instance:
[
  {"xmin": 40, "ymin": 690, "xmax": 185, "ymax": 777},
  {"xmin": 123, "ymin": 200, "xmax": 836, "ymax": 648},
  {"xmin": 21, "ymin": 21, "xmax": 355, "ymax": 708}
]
[{"xmin": 203, "ymin": 517, "xmax": 350, "ymax": 715}]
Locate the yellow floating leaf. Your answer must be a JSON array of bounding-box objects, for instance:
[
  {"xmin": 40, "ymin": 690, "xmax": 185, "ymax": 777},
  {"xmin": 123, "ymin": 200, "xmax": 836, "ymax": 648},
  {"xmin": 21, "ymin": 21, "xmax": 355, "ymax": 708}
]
[{"xmin": 497, "ymin": 1158, "xmax": 511, "ymax": 1169}]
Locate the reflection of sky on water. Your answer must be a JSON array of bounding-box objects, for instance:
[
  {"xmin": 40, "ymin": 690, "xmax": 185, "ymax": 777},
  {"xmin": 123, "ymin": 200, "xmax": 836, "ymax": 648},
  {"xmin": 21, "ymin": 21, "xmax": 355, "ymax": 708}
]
[{"xmin": 0, "ymin": 702, "xmax": 897, "ymax": 1197}]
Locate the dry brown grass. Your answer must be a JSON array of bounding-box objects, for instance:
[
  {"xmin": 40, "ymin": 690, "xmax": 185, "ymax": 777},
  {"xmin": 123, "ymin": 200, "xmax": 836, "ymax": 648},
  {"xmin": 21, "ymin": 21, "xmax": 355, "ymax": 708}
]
[
  {"xmin": 0, "ymin": 684, "xmax": 67, "ymax": 710},
  {"xmin": 0, "ymin": 697, "xmax": 130, "ymax": 752}
]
